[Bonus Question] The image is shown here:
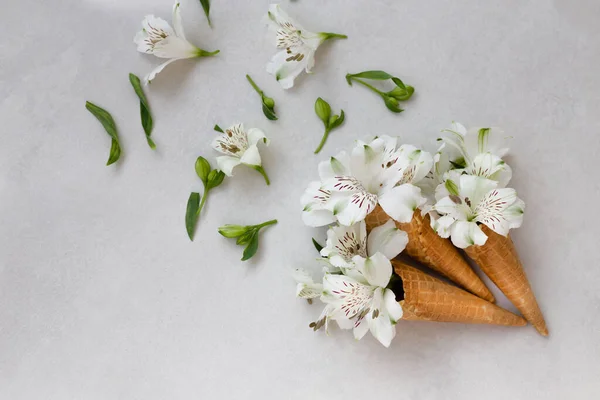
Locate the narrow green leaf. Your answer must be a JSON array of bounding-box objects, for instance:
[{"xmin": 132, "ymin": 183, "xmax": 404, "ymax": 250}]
[
  {"xmin": 383, "ymin": 97, "xmax": 403, "ymax": 113},
  {"xmin": 214, "ymin": 124, "xmax": 224, "ymax": 133},
  {"xmin": 262, "ymin": 102, "xmax": 278, "ymax": 120},
  {"xmin": 391, "ymin": 77, "xmax": 407, "ymax": 90},
  {"xmin": 129, "ymin": 73, "xmax": 155, "ymax": 149},
  {"xmin": 107, "ymin": 139, "xmax": 121, "ymax": 166},
  {"xmin": 207, "ymin": 170, "xmax": 225, "ymax": 189},
  {"xmin": 85, "ymin": 101, "xmax": 122, "ymax": 165},
  {"xmin": 312, "ymin": 238, "xmax": 324, "ymax": 253},
  {"xmin": 199, "ymin": 0, "xmax": 211, "ymax": 27},
  {"xmin": 185, "ymin": 192, "xmax": 201, "ymax": 241},
  {"xmin": 348, "ymin": 70, "xmax": 393, "ymax": 80},
  {"xmin": 242, "ymin": 232, "xmax": 260, "ymax": 261},
  {"xmin": 329, "ymin": 110, "xmax": 345, "ymax": 130},
  {"xmin": 314, "ymin": 97, "xmax": 332, "ymax": 127}
]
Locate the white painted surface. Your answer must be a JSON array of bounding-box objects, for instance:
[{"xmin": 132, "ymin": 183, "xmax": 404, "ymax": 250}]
[{"xmin": 1, "ymin": 0, "xmax": 599, "ymax": 398}]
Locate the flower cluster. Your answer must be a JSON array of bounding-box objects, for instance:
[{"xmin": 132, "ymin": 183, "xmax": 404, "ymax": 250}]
[
  {"xmin": 297, "ymin": 136, "xmax": 433, "ymax": 347},
  {"xmin": 296, "ymin": 127, "xmax": 527, "ymax": 346},
  {"xmin": 429, "ymin": 123, "xmax": 524, "ymax": 248}
]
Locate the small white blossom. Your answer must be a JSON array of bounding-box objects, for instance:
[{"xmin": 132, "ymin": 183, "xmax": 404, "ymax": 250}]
[
  {"xmin": 265, "ymin": 4, "xmax": 347, "ymax": 89},
  {"xmin": 211, "ymin": 124, "xmax": 271, "ymax": 185},
  {"xmin": 134, "ymin": 2, "xmax": 219, "ymax": 83},
  {"xmin": 433, "ymin": 174, "xmax": 525, "ymax": 248}
]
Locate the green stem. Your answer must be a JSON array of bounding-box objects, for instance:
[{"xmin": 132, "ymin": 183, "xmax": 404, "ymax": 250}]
[
  {"xmin": 197, "ymin": 49, "xmax": 220, "ymax": 57},
  {"xmin": 351, "ymin": 77, "xmax": 385, "ymax": 96},
  {"xmin": 252, "ymin": 165, "xmax": 270, "ymax": 185},
  {"xmin": 319, "ymin": 32, "xmax": 348, "ymax": 41},
  {"xmin": 197, "ymin": 186, "xmax": 209, "ymax": 215},
  {"xmin": 246, "ymin": 74, "xmax": 263, "ymax": 96},
  {"xmin": 254, "ymin": 219, "xmax": 278, "ymax": 230},
  {"xmin": 314, "ymin": 128, "xmax": 331, "ymax": 154}
]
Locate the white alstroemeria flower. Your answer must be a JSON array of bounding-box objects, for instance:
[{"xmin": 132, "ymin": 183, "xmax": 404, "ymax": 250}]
[
  {"xmin": 437, "ymin": 122, "xmax": 513, "ymax": 187},
  {"xmin": 321, "ymin": 220, "xmax": 408, "ymax": 270},
  {"xmin": 134, "ymin": 2, "xmax": 219, "ymax": 84},
  {"xmin": 301, "ymin": 136, "xmax": 434, "ymax": 227},
  {"xmin": 433, "ymin": 174, "xmax": 525, "ymax": 249},
  {"xmin": 265, "ymin": 4, "xmax": 347, "ymax": 89},
  {"xmin": 211, "ymin": 124, "xmax": 271, "ymax": 185},
  {"xmin": 293, "ymin": 269, "xmax": 323, "ymax": 299},
  {"xmin": 321, "ymin": 253, "xmax": 404, "ymax": 347}
]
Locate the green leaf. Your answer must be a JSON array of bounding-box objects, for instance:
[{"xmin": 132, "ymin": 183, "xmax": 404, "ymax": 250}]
[
  {"xmin": 214, "ymin": 124, "xmax": 224, "ymax": 133},
  {"xmin": 85, "ymin": 101, "xmax": 122, "ymax": 165},
  {"xmin": 199, "ymin": 0, "xmax": 211, "ymax": 27},
  {"xmin": 391, "ymin": 77, "xmax": 407, "ymax": 90},
  {"xmin": 312, "ymin": 238, "xmax": 324, "ymax": 253},
  {"xmin": 241, "ymin": 232, "xmax": 260, "ymax": 261},
  {"xmin": 348, "ymin": 70, "xmax": 393, "ymax": 80},
  {"xmin": 128, "ymin": 73, "xmax": 154, "ymax": 149},
  {"xmin": 383, "ymin": 96, "xmax": 403, "ymax": 113},
  {"xmin": 314, "ymin": 97, "xmax": 332, "ymax": 127},
  {"xmin": 218, "ymin": 224, "xmax": 248, "ymax": 238},
  {"xmin": 195, "ymin": 156, "xmax": 211, "ymax": 185},
  {"xmin": 329, "ymin": 110, "xmax": 345, "ymax": 130},
  {"xmin": 107, "ymin": 139, "xmax": 121, "ymax": 165},
  {"xmin": 262, "ymin": 102, "xmax": 278, "ymax": 120},
  {"xmin": 207, "ymin": 170, "xmax": 225, "ymax": 189},
  {"xmin": 445, "ymin": 179, "xmax": 459, "ymax": 196},
  {"xmin": 185, "ymin": 192, "xmax": 201, "ymax": 241}
]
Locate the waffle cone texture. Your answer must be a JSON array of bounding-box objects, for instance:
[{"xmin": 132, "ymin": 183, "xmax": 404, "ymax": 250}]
[
  {"xmin": 465, "ymin": 225, "xmax": 548, "ymax": 336},
  {"xmin": 365, "ymin": 206, "xmax": 495, "ymax": 302},
  {"xmin": 393, "ymin": 261, "xmax": 526, "ymax": 326}
]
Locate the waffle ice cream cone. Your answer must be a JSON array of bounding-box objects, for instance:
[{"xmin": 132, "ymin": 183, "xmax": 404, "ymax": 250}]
[
  {"xmin": 464, "ymin": 225, "xmax": 548, "ymax": 336},
  {"xmin": 365, "ymin": 206, "xmax": 495, "ymax": 302},
  {"xmin": 393, "ymin": 261, "xmax": 526, "ymax": 326}
]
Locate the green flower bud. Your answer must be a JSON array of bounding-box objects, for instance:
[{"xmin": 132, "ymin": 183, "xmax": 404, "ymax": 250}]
[
  {"xmin": 263, "ymin": 96, "xmax": 275, "ymax": 109},
  {"xmin": 207, "ymin": 170, "xmax": 225, "ymax": 189},
  {"xmin": 314, "ymin": 97, "xmax": 332, "ymax": 127},
  {"xmin": 195, "ymin": 156, "xmax": 211, "ymax": 185},
  {"xmin": 384, "ymin": 96, "xmax": 402, "ymax": 113},
  {"xmin": 218, "ymin": 224, "xmax": 249, "ymax": 238}
]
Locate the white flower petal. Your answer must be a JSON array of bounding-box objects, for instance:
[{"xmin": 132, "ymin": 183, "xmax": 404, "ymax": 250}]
[
  {"xmin": 504, "ymin": 198, "xmax": 525, "ymax": 230},
  {"xmin": 366, "ymin": 219, "xmax": 408, "ymax": 259},
  {"xmin": 459, "ymin": 175, "xmax": 498, "ymax": 207},
  {"xmin": 322, "ymin": 274, "xmax": 373, "ymax": 319},
  {"xmin": 211, "ymin": 124, "xmax": 249, "ymax": 156},
  {"xmin": 318, "ymin": 152, "xmax": 351, "ymax": 181},
  {"xmin": 434, "ymin": 196, "xmax": 471, "ymax": 221},
  {"xmin": 172, "ymin": 2, "xmax": 186, "ymax": 40},
  {"xmin": 144, "ymin": 58, "xmax": 180, "ymax": 84},
  {"xmin": 240, "ymin": 144, "xmax": 262, "ymax": 167},
  {"xmin": 430, "ymin": 214, "xmax": 455, "ymax": 238},
  {"xmin": 266, "ymin": 50, "xmax": 311, "ymax": 89},
  {"xmin": 474, "ymin": 188, "xmax": 517, "ymax": 236},
  {"xmin": 302, "ymin": 209, "xmax": 335, "ymax": 227},
  {"xmin": 353, "ymin": 316, "xmax": 370, "ymax": 340},
  {"xmin": 383, "ymin": 288, "xmax": 403, "ymax": 322},
  {"xmin": 378, "ymin": 184, "xmax": 427, "ymax": 224},
  {"xmin": 352, "ymin": 253, "xmax": 392, "ymax": 288},
  {"xmin": 463, "ymin": 127, "xmax": 511, "ymax": 158},
  {"xmin": 215, "ymin": 155, "xmax": 241, "ymax": 176},
  {"xmin": 247, "ymin": 128, "xmax": 269, "ymax": 146},
  {"xmin": 365, "ymin": 288, "xmax": 395, "ymax": 347},
  {"xmin": 395, "ymin": 145, "xmax": 434, "ymax": 185},
  {"xmin": 152, "ymin": 36, "xmax": 198, "ymax": 59},
  {"xmin": 321, "ymin": 222, "xmax": 368, "ymax": 266},
  {"xmin": 450, "ymin": 221, "xmax": 488, "ymax": 249}
]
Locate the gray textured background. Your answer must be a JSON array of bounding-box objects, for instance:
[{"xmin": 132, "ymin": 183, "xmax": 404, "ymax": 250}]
[{"xmin": 1, "ymin": 0, "xmax": 599, "ymax": 398}]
